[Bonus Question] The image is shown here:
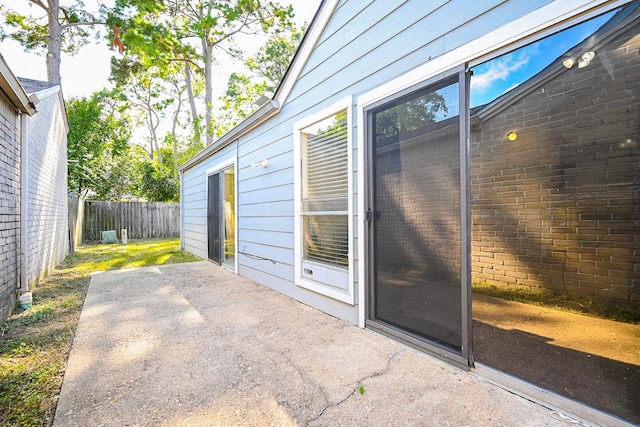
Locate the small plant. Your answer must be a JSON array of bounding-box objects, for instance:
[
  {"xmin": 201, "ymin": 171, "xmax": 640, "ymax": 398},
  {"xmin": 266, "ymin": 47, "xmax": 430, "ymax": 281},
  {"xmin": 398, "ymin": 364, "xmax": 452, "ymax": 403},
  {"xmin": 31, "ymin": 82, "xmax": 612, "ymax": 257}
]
[{"xmin": 358, "ymin": 385, "xmax": 366, "ymax": 394}]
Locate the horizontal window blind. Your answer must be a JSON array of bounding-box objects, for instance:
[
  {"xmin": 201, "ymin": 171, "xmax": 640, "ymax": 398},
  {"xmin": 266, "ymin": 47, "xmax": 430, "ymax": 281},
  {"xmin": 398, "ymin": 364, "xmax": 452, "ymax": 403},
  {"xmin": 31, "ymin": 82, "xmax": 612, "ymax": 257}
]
[
  {"xmin": 300, "ymin": 111, "xmax": 348, "ymax": 268},
  {"xmin": 303, "ymin": 215, "xmax": 348, "ymax": 266}
]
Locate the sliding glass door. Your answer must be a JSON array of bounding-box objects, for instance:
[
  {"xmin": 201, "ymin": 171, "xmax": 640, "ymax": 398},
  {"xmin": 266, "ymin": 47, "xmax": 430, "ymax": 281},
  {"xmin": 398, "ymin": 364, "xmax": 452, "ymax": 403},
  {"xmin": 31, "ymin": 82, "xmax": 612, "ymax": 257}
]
[{"xmin": 207, "ymin": 165, "xmax": 236, "ymax": 269}]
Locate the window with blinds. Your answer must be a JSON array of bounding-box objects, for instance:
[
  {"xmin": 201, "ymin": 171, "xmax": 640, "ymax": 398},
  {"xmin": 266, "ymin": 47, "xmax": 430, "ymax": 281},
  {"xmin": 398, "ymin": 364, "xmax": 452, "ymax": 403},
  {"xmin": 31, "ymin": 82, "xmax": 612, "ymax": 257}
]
[
  {"xmin": 293, "ymin": 97, "xmax": 352, "ymax": 301},
  {"xmin": 300, "ymin": 111, "xmax": 349, "ymax": 269}
]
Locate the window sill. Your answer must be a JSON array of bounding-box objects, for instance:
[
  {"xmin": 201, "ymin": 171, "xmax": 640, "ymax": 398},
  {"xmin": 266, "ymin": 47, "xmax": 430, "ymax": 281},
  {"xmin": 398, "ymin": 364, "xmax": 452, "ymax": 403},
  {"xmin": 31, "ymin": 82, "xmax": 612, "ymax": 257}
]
[{"xmin": 296, "ymin": 276, "xmax": 354, "ymax": 305}]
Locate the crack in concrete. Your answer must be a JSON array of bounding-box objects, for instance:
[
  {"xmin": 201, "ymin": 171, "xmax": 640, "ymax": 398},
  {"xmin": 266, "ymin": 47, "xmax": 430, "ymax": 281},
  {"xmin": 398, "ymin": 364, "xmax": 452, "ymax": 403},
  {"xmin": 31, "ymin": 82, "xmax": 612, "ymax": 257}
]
[{"xmin": 306, "ymin": 345, "xmax": 407, "ymax": 426}]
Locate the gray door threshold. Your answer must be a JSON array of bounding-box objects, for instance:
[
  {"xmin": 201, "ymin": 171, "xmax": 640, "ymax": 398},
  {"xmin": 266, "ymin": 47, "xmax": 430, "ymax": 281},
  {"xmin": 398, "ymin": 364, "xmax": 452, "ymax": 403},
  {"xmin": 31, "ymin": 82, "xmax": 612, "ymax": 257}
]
[{"xmin": 471, "ymin": 363, "xmax": 634, "ymax": 427}]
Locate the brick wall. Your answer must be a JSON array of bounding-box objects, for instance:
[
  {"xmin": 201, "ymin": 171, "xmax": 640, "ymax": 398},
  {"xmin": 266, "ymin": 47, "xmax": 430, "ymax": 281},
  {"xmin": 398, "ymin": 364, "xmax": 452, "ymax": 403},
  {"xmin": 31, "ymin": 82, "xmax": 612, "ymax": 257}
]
[
  {"xmin": 27, "ymin": 92, "xmax": 68, "ymax": 286},
  {"xmin": 470, "ymin": 24, "xmax": 640, "ymax": 303},
  {"xmin": 375, "ymin": 121, "xmax": 461, "ymax": 284},
  {"xmin": 0, "ymin": 96, "xmax": 21, "ymax": 322}
]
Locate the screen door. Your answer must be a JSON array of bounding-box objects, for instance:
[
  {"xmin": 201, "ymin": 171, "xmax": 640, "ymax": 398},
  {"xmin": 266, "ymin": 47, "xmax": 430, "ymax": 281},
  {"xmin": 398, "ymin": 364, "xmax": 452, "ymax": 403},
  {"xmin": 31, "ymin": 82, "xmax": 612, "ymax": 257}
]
[{"xmin": 366, "ymin": 70, "xmax": 470, "ymax": 365}]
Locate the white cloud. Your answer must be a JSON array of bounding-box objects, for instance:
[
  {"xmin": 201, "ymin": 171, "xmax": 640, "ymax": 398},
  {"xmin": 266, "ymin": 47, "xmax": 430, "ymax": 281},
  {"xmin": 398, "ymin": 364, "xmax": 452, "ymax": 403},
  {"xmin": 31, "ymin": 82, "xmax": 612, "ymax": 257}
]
[{"xmin": 471, "ymin": 50, "xmax": 530, "ymax": 94}]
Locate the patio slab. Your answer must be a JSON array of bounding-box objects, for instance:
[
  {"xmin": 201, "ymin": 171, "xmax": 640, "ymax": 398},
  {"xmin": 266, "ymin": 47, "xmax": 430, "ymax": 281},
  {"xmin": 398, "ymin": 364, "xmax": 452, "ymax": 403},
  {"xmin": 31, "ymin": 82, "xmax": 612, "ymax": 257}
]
[{"xmin": 54, "ymin": 261, "xmax": 583, "ymax": 426}]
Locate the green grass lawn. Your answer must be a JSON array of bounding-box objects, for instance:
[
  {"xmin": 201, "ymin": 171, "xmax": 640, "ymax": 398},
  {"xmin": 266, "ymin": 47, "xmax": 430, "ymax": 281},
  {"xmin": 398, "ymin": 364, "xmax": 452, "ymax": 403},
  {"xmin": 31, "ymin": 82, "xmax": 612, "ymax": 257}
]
[{"xmin": 0, "ymin": 238, "xmax": 200, "ymax": 427}]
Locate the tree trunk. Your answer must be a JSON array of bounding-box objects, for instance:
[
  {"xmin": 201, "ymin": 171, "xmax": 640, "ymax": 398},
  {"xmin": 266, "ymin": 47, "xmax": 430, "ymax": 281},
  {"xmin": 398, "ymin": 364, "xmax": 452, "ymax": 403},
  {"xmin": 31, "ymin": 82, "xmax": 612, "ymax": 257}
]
[
  {"xmin": 171, "ymin": 89, "xmax": 182, "ymax": 162},
  {"xmin": 143, "ymin": 84, "xmax": 163, "ymax": 164},
  {"xmin": 184, "ymin": 62, "xmax": 201, "ymax": 146},
  {"xmin": 203, "ymin": 40, "xmax": 214, "ymax": 146},
  {"xmin": 147, "ymin": 110, "xmax": 163, "ymax": 164},
  {"xmin": 46, "ymin": 0, "xmax": 63, "ymax": 84}
]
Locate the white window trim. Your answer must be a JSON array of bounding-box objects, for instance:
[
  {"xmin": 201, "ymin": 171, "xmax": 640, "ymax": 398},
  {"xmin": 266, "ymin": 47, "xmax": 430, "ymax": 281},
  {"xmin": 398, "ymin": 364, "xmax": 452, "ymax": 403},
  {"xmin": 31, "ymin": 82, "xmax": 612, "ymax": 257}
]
[
  {"xmin": 205, "ymin": 157, "xmax": 238, "ymax": 274},
  {"xmin": 355, "ymin": 0, "xmax": 622, "ymax": 327},
  {"xmin": 294, "ymin": 96, "xmax": 354, "ymax": 305}
]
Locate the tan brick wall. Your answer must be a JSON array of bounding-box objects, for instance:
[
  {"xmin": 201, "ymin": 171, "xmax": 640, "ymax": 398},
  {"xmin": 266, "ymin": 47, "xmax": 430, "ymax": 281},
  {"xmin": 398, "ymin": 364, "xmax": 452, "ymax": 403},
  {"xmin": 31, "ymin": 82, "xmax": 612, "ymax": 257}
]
[
  {"xmin": 470, "ymin": 25, "xmax": 640, "ymax": 303},
  {"xmin": 375, "ymin": 122, "xmax": 461, "ymax": 284}
]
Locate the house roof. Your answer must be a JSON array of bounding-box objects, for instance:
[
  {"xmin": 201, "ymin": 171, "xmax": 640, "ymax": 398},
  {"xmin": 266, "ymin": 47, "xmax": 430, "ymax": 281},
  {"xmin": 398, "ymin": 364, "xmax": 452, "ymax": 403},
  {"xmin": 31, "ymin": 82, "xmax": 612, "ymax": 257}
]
[
  {"xmin": 179, "ymin": 0, "xmax": 339, "ymax": 172},
  {"xmin": 0, "ymin": 53, "xmax": 37, "ymax": 115},
  {"xmin": 17, "ymin": 77, "xmax": 59, "ymax": 95},
  {"xmin": 17, "ymin": 78, "xmax": 69, "ymax": 134}
]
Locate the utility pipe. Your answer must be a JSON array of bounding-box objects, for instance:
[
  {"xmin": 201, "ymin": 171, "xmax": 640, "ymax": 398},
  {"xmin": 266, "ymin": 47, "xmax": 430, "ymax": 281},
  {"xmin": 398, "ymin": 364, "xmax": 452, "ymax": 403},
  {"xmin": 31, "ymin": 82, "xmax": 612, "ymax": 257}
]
[{"xmin": 19, "ymin": 113, "xmax": 29, "ymax": 293}]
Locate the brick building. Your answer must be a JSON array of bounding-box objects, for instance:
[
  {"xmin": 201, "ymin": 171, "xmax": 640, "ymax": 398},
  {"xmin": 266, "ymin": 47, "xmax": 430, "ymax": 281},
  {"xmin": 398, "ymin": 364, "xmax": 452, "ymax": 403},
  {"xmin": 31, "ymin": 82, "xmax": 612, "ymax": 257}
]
[{"xmin": 0, "ymin": 56, "xmax": 68, "ymax": 322}]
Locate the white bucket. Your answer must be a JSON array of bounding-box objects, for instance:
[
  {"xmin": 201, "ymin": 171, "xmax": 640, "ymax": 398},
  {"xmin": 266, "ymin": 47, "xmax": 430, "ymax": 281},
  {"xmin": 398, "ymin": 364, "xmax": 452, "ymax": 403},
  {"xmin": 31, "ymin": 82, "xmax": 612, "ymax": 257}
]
[{"xmin": 18, "ymin": 291, "xmax": 32, "ymax": 309}]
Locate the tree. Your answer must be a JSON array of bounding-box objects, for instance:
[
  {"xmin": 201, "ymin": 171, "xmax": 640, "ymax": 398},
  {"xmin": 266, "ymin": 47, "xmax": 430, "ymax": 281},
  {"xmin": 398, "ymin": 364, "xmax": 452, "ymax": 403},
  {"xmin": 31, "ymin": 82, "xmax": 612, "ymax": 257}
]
[
  {"xmin": 113, "ymin": 0, "xmax": 294, "ymax": 146},
  {"xmin": 113, "ymin": 61, "xmax": 169, "ymax": 164},
  {"xmin": 375, "ymin": 92, "xmax": 449, "ymax": 143},
  {"xmin": 66, "ymin": 90, "xmax": 131, "ymax": 198},
  {"xmin": 215, "ymin": 72, "xmax": 268, "ymax": 136},
  {"xmin": 133, "ymin": 158, "xmax": 180, "ymax": 202},
  {"xmin": 216, "ymin": 24, "xmax": 303, "ymax": 134},
  {"xmin": 0, "ymin": 0, "xmax": 111, "ymax": 84},
  {"xmin": 245, "ymin": 24, "xmax": 304, "ymax": 91}
]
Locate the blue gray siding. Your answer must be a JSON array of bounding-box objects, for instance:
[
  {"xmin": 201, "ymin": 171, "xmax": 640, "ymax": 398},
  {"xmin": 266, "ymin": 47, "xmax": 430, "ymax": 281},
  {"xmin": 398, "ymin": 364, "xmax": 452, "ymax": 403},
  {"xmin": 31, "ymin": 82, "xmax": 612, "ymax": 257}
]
[
  {"xmin": 182, "ymin": 0, "xmax": 578, "ymax": 324},
  {"xmin": 182, "ymin": 142, "xmax": 237, "ymax": 259}
]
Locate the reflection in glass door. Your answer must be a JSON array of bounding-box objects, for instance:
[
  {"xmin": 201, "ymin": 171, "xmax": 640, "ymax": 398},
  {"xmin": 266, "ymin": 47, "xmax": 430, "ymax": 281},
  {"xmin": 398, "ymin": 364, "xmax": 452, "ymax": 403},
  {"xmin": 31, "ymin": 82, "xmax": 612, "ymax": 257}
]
[
  {"xmin": 367, "ymin": 71, "xmax": 469, "ymax": 364},
  {"xmin": 222, "ymin": 167, "xmax": 235, "ymax": 269},
  {"xmin": 207, "ymin": 165, "xmax": 236, "ymax": 269},
  {"xmin": 469, "ymin": 4, "xmax": 640, "ymax": 423},
  {"xmin": 207, "ymin": 173, "xmax": 221, "ymax": 264}
]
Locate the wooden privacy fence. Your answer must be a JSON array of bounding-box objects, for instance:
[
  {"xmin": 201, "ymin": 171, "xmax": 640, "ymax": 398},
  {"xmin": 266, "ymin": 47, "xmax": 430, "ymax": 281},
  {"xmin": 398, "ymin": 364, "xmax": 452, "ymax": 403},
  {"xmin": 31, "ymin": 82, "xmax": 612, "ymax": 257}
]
[{"xmin": 68, "ymin": 197, "xmax": 180, "ymax": 247}]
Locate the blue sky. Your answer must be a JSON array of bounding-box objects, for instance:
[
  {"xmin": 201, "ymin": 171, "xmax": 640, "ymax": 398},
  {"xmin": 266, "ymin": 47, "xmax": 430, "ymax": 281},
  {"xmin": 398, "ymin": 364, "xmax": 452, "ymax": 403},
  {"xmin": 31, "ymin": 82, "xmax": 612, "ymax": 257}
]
[{"xmin": 470, "ymin": 10, "xmax": 615, "ymax": 108}]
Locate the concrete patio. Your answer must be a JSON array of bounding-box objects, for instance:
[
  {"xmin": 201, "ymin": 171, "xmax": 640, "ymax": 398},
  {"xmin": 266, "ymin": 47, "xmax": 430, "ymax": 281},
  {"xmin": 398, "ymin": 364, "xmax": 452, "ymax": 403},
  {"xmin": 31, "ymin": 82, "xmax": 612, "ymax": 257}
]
[{"xmin": 54, "ymin": 261, "xmax": 584, "ymax": 426}]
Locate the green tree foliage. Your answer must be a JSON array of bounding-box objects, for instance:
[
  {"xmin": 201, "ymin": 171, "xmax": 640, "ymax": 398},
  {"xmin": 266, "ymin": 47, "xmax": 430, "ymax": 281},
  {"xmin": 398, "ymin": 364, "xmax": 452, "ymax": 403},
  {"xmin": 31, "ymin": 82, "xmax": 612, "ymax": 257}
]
[
  {"xmin": 0, "ymin": 0, "xmax": 110, "ymax": 83},
  {"xmin": 66, "ymin": 90, "xmax": 132, "ymax": 199},
  {"xmin": 216, "ymin": 23, "xmax": 304, "ymax": 135},
  {"xmin": 215, "ymin": 72, "xmax": 268, "ymax": 136},
  {"xmin": 245, "ymin": 24, "xmax": 304, "ymax": 91},
  {"xmin": 111, "ymin": 0, "xmax": 294, "ymax": 146},
  {"xmin": 375, "ymin": 91, "xmax": 449, "ymax": 143},
  {"xmin": 110, "ymin": 59, "xmax": 181, "ymax": 164},
  {"xmin": 133, "ymin": 158, "xmax": 180, "ymax": 202}
]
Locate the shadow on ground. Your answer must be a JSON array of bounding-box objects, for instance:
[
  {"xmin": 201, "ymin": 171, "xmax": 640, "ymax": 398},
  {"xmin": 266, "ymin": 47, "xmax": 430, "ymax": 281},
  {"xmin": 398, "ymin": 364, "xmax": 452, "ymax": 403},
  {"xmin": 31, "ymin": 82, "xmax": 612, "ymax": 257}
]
[{"xmin": 473, "ymin": 294, "xmax": 640, "ymax": 424}]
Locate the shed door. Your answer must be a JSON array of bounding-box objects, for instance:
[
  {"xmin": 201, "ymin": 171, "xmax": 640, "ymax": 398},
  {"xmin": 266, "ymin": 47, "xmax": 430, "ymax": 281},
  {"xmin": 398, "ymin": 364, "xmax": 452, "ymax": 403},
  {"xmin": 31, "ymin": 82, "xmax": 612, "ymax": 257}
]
[
  {"xmin": 207, "ymin": 172, "xmax": 221, "ymax": 264},
  {"xmin": 366, "ymin": 69, "xmax": 470, "ymax": 366}
]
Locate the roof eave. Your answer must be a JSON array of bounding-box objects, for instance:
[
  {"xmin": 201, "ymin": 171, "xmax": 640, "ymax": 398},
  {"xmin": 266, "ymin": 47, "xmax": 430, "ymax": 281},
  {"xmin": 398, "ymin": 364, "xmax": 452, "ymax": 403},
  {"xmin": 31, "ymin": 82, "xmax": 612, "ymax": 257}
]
[
  {"xmin": 0, "ymin": 54, "xmax": 37, "ymax": 115},
  {"xmin": 179, "ymin": 99, "xmax": 281, "ymax": 172}
]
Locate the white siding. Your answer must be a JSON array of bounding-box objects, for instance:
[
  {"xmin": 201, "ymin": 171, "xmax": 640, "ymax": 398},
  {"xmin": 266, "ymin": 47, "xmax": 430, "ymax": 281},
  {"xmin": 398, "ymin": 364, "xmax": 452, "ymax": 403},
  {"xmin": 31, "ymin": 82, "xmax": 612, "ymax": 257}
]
[{"xmin": 27, "ymin": 90, "xmax": 69, "ymax": 286}]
